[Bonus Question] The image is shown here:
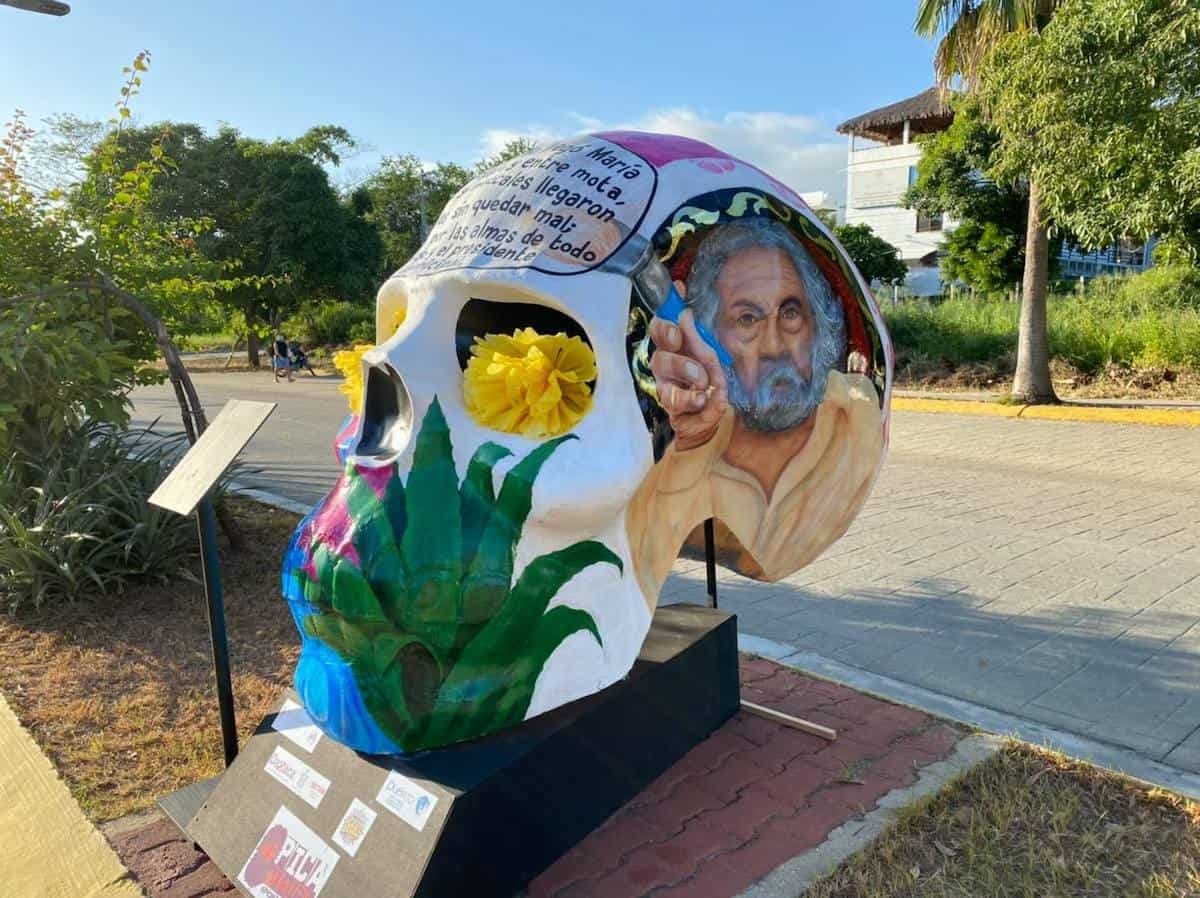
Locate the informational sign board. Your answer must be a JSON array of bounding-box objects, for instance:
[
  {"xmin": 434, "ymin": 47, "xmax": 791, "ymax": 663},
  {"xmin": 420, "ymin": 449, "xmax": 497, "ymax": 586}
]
[{"xmin": 148, "ymin": 399, "xmax": 276, "ymax": 515}]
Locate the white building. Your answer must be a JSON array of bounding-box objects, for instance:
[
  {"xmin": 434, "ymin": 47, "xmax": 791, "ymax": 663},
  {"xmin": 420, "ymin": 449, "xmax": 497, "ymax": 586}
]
[
  {"xmin": 799, "ymin": 190, "xmax": 837, "ymax": 220},
  {"xmin": 838, "ymin": 88, "xmax": 1151, "ymax": 295},
  {"xmin": 838, "ymin": 88, "xmax": 953, "ymax": 296}
]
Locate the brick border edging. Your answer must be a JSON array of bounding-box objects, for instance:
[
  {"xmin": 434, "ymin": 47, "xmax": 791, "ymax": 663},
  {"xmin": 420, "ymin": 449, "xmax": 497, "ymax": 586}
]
[
  {"xmin": 735, "ymin": 734, "xmax": 1003, "ymax": 898},
  {"xmin": 740, "ymin": 633, "xmax": 1200, "ymax": 802}
]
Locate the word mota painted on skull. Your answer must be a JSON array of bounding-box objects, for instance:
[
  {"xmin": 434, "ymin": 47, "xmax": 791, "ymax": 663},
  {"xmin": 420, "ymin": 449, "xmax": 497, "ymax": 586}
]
[{"xmin": 400, "ymin": 137, "xmax": 656, "ymax": 277}]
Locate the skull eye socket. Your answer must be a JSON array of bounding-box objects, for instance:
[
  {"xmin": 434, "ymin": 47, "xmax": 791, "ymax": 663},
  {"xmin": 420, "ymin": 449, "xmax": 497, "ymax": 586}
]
[
  {"xmin": 454, "ymin": 298, "xmax": 592, "ymax": 369},
  {"xmin": 456, "ymin": 298, "xmax": 598, "ymax": 438}
]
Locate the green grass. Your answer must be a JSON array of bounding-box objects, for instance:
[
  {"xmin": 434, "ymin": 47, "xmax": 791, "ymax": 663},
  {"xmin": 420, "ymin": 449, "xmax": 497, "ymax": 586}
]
[
  {"xmin": 180, "ymin": 331, "xmax": 237, "ymax": 352},
  {"xmin": 807, "ymin": 741, "xmax": 1200, "ymax": 898},
  {"xmin": 884, "ymin": 265, "xmax": 1200, "ymax": 379}
]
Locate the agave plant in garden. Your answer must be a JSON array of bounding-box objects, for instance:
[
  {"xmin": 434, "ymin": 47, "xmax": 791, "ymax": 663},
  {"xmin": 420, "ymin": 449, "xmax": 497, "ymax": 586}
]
[{"xmin": 292, "ymin": 397, "xmax": 620, "ymax": 752}]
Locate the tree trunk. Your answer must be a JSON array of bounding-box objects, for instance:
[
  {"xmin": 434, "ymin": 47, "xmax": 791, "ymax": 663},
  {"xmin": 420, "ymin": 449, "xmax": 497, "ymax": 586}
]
[
  {"xmin": 246, "ymin": 329, "xmax": 261, "ymax": 369},
  {"xmin": 1011, "ymin": 180, "xmax": 1057, "ymax": 404}
]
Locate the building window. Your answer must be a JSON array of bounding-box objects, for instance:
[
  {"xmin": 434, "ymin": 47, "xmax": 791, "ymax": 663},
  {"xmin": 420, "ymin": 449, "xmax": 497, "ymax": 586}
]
[
  {"xmin": 916, "ymin": 210, "xmax": 943, "ymax": 233},
  {"xmin": 908, "ymin": 165, "xmax": 918, "ymax": 188}
]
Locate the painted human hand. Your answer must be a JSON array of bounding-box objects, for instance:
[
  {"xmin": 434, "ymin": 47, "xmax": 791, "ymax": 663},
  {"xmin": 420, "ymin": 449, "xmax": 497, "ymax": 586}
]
[{"xmin": 649, "ymin": 283, "xmax": 729, "ymax": 452}]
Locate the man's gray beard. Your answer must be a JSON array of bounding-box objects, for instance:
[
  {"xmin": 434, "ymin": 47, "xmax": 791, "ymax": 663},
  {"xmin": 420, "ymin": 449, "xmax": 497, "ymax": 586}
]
[{"xmin": 725, "ymin": 358, "xmax": 824, "ymax": 432}]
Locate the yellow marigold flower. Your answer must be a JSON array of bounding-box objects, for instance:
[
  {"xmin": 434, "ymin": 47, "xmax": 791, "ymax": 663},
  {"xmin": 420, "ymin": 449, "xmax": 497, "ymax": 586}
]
[
  {"xmin": 333, "ymin": 343, "xmax": 375, "ymax": 414},
  {"xmin": 464, "ymin": 328, "xmax": 596, "ymax": 438}
]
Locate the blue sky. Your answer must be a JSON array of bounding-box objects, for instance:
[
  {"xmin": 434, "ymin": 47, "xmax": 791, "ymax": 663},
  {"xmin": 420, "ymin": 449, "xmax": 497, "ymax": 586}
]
[{"xmin": 2, "ymin": 1, "xmax": 938, "ymax": 205}]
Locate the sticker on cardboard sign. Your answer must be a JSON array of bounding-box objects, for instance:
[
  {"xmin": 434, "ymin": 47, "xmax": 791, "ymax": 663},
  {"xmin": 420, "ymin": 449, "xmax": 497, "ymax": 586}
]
[
  {"xmin": 331, "ymin": 797, "xmax": 377, "ymax": 858},
  {"xmin": 272, "ymin": 698, "xmax": 323, "ymax": 752},
  {"xmin": 264, "ymin": 745, "xmax": 330, "ymax": 809},
  {"xmin": 238, "ymin": 806, "xmax": 339, "ymax": 898},
  {"xmin": 376, "ymin": 770, "xmax": 438, "ymax": 832}
]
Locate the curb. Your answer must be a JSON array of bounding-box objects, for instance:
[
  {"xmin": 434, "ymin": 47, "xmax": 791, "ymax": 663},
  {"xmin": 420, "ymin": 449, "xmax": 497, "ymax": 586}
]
[
  {"xmin": 892, "ymin": 396, "xmax": 1200, "ymax": 427},
  {"xmin": 228, "ymin": 481, "xmax": 314, "ymax": 516},
  {"xmin": 737, "ymin": 734, "xmax": 1004, "ymax": 898},
  {"xmin": 738, "ymin": 634, "xmax": 1200, "ymax": 802}
]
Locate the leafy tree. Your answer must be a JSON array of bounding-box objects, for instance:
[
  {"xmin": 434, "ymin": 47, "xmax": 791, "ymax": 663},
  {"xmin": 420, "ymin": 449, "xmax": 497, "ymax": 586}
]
[
  {"xmin": 476, "ymin": 137, "xmax": 537, "ymax": 173},
  {"xmin": 84, "ymin": 122, "xmax": 384, "ymax": 364},
  {"xmin": 916, "ymin": 0, "xmax": 1058, "ymax": 86},
  {"xmin": 981, "ymin": 0, "xmax": 1200, "ymax": 264},
  {"xmin": 833, "ymin": 223, "xmax": 908, "ymax": 286},
  {"xmin": 905, "ymin": 97, "xmax": 1026, "ymax": 290},
  {"xmin": 1, "ymin": 52, "xmax": 222, "ymax": 451},
  {"xmin": 0, "ymin": 111, "xmax": 78, "ymax": 294},
  {"xmin": 362, "ymin": 138, "xmax": 541, "ymax": 276},
  {"xmin": 939, "ymin": 219, "xmax": 1021, "ymax": 291},
  {"xmin": 360, "ymin": 155, "xmax": 471, "ymax": 274},
  {"xmin": 917, "ymin": 0, "xmax": 1061, "ymax": 403}
]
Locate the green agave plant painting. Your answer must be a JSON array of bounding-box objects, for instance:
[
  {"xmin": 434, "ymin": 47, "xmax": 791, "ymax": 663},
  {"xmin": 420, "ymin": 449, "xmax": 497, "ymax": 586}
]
[{"xmin": 293, "ymin": 398, "xmax": 621, "ymax": 753}]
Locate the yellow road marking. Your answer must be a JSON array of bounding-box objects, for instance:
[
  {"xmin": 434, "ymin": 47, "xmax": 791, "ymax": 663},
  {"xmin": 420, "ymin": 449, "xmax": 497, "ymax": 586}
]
[{"xmin": 892, "ymin": 397, "xmax": 1200, "ymax": 428}]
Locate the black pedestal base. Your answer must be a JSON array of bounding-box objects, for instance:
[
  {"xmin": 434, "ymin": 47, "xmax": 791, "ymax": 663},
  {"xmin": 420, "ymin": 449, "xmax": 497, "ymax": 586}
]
[{"xmin": 171, "ymin": 604, "xmax": 739, "ymax": 898}]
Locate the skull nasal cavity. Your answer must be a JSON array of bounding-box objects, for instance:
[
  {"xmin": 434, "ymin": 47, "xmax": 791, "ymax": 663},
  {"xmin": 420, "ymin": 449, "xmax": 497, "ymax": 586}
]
[
  {"xmin": 455, "ymin": 298, "xmax": 591, "ymax": 370},
  {"xmin": 358, "ymin": 363, "xmax": 412, "ymax": 462}
]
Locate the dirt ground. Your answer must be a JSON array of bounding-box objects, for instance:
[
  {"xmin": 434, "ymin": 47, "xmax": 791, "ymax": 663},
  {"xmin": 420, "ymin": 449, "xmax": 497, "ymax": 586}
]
[
  {"xmin": 0, "ymin": 499, "xmax": 301, "ymax": 822},
  {"xmin": 895, "ymin": 356, "xmax": 1200, "ymax": 401}
]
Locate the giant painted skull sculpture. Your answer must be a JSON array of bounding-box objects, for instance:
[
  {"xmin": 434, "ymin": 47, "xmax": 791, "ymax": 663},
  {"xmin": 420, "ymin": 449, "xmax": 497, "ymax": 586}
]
[{"xmin": 282, "ymin": 132, "xmax": 893, "ymax": 754}]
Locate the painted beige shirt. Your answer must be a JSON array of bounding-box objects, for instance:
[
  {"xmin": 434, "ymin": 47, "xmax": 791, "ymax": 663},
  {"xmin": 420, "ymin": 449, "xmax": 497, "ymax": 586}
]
[{"xmin": 626, "ymin": 371, "xmax": 885, "ymax": 605}]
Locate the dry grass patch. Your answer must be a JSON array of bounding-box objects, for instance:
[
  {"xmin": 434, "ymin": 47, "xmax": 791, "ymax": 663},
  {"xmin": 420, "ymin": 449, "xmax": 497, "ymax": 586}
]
[
  {"xmin": 0, "ymin": 499, "xmax": 301, "ymax": 822},
  {"xmin": 808, "ymin": 741, "xmax": 1200, "ymax": 898}
]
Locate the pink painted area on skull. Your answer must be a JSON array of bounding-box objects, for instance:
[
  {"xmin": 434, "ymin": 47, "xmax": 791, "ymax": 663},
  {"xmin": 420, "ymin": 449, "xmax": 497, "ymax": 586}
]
[
  {"xmin": 356, "ymin": 463, "xmax": 393, "ymax": 498},
  {"xmin": 304, "ymin": 474, "xmax": 362, "ymax": 569},
  {"xmin": 695, "ymin": 158, "xmax": 737, "ymax": 174},
  {"xmin": 594, "ymin": 131, "xmax": 729, "ymax": 167},
  {"xmin": 333, "ymin": 414, "xmax": 359, "ymax": 463},
  {"xmin": 594, "ymin": 132, "xmax": 807, "ymax": 210}
]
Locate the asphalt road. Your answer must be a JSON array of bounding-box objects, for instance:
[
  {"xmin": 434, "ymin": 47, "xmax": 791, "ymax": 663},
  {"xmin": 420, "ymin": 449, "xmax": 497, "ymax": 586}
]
[{"xmin": 130, "ymin": 370, "xmax": 1200, "ymax": 778}]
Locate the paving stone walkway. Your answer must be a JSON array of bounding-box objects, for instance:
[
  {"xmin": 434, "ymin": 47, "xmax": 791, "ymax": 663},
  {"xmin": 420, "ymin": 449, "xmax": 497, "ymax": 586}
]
[
  {"xmin": 109, "ymin": 658, "xmax": 963, "ymax": 898},
  {"xmin": 666, "ymin": 412, "xmax": 1200, "ymax": 773}
]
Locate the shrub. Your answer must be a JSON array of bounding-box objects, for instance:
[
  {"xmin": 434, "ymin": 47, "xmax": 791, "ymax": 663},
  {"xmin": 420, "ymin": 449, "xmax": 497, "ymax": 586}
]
[
  {"xmin": 347, "ymin": 317, "xmax": 375, "ymax": 344},
  {"xmin": 0, "ymin": 289, "xmax": 158, "ymax": 456},
  {"xmin": 284, "ymin": 300, "xmax": 374, "ymax": 346},
  {"xmin": 885, "ymin": 265, "xmax": 1200, "ymax": 376},
  {"xmin": 884, "ymin": 295, "xmax": 1017, "ymax": 366},
  {"xmin": 0, "ymin": 423, "xmax": 233, "ymax": 611}
]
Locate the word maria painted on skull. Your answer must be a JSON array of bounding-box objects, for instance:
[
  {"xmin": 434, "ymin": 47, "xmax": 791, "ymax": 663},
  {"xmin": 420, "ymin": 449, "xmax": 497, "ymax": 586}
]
[
  {"xmin": 238, "ymin": 806, "xmax": 339, "ymax": 898},
  {"xmin": 400, "ymin": 137, "xmax": 656, "ymax": 277}
]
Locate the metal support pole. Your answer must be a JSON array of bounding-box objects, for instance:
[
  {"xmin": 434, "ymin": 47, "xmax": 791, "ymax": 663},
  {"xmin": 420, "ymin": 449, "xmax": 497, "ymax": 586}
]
[
  {"xmin": 196, "ymin": 497, "xmax": 238, "ymax": 766},
  {"xmin": 704, "ymin": 518, "xmax": 718, "ymax": 609}
]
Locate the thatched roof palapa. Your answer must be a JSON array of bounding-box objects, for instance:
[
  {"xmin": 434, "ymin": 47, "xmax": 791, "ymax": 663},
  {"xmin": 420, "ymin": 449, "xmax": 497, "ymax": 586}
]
[{"xmin": 837, "ymin": 88, "xmax": 954, "ymax": 143}]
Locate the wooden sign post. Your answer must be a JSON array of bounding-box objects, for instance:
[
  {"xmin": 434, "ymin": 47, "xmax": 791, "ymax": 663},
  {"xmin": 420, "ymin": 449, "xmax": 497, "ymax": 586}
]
[{"xmin": 149, "ymin": 399, "xmax": 276, "ymax": 765}]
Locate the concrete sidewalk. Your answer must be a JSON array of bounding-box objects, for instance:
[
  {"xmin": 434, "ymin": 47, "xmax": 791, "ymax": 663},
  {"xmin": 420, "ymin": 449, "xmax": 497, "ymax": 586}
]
[
  {"xmin": 665, "ymin": 409, "xmax": 1200, "ymax": 775},
  {"xmin": 0, "ymin": 693, "xmax": 140, "ymax": 898}
]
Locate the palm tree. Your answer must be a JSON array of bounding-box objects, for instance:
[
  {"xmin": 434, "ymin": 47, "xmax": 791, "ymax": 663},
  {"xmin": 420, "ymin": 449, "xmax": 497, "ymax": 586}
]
[
  {"xmin": 916, "ymin": 0, "xmax": 1059, "ymax": 403},
  {"xmin": 916, "ymin": 1, "xmax": 1056, "ymax": 86}
]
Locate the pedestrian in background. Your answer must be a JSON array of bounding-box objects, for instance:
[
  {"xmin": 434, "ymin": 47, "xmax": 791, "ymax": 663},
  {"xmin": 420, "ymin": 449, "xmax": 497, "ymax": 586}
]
[{"xmin": 272, "ymin": 333, "xmax": 294, "ymax": 383}]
